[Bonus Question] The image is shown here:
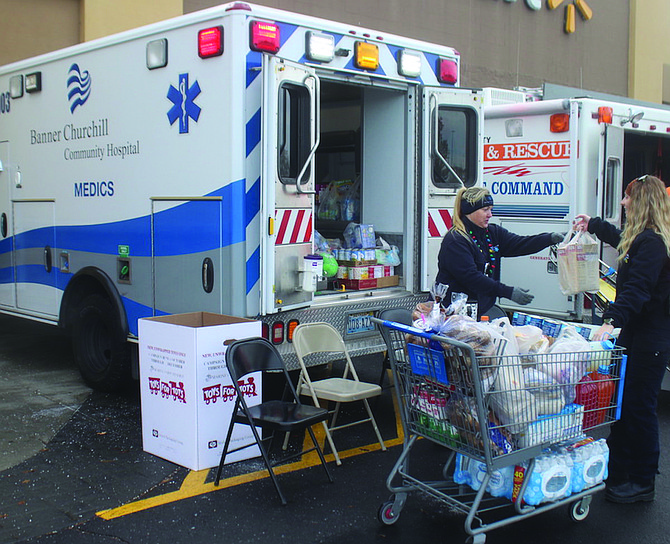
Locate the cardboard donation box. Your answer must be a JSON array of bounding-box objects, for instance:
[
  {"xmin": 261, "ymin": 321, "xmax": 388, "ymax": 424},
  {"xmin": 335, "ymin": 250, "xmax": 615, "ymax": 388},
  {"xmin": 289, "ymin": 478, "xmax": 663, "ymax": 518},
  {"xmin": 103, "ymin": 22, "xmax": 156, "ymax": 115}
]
[{"xmin": 139, "ymin": 312, "xmax": 262, "ymax": 471}]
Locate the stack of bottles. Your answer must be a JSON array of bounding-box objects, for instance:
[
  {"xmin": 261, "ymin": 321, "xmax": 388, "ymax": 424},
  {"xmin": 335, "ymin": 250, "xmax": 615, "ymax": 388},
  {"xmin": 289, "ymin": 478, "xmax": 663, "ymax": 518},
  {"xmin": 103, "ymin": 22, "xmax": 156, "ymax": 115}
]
[{"xmin": 453, "ymin": 437, "xmax": 609, "ymax": 505}]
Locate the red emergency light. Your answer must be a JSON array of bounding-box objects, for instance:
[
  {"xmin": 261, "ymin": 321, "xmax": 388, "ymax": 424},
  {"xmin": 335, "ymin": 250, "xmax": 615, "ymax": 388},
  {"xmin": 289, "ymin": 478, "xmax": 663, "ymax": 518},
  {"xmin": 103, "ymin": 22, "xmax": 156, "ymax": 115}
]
[
  {"xmin": 251, "ymin": 20, "xmax": 280, "ymax": 53},
  {"xmin": 437, "ymin": 58, "xmax": 458, "ymax": 84},
  {"xmin": 271, "ymin": 321, "xmax": 284, "ymax": 344},
  {"xmin": 198, "ymin": 26, "xmax": 224, "ymax": 58}
]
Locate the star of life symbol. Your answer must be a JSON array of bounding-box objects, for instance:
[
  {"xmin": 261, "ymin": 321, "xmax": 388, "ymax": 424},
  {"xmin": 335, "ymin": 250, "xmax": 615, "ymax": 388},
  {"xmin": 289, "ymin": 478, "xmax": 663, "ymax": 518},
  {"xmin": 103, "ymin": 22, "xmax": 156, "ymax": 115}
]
[{"xmin": 167, "ymin": 73, "xmax": 201, "ymax": 134}]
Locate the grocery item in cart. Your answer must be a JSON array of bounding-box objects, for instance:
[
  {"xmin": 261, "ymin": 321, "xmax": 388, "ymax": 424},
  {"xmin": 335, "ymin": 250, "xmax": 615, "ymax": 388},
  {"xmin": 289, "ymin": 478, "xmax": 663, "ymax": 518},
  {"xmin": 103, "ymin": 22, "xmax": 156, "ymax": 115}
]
[
  {"xmin": 589, "ymin": 365, "xmax": 616, "ymax": 426},
  {"xmin": 516, "ymin": 403, "xmax": 585, "ymax": 448},
  {"xmin": 524, "ymin": 367, "xmax": 564, "ymax": 415},
  {"xmin": 521, "ymin": 449, "xmax": 573, "ymax": 505},
  {"xmin": 575, "ymin": 374, "xmax": 599, "ymax": 429},
  {"xmin": 566, "ymin": 438, "xmax": 609, "ymax": 493},
  {"xmin": 488, "ymin": 354, "xmax": 537, "ymax": 434},
  {"xmin": 538, "ymin": 326, "xmax": 591, "ymax": 404},
  {"xmin": 454, "ymin": 453, "xmax": 515, "ymax": 499}
]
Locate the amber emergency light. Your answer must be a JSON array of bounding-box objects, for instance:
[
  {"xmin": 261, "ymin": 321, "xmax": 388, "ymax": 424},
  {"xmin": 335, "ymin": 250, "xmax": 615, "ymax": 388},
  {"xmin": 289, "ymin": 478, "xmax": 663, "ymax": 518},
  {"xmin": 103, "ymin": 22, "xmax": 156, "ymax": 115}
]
[
  {"xmin": 354, "ymin": 42, "xmax": 379, "ymax": 70},
  {"xmin": 550, "ymin": 113, "xmax": 570, "ymax": 133},
  {"xmin": 597, "ymin": 107, "xmax": 613, "ymax": 125}
]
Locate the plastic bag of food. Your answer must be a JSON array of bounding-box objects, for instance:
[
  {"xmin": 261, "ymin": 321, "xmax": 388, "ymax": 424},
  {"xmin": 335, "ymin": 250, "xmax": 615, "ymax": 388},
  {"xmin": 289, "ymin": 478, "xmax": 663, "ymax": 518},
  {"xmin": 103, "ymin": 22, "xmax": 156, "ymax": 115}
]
[
  {"xmin": 557, "ymin": 230, "xmax": 600, "ymax": 295},
  {"xmin": 537, "ymin": 325, "xmax": 590, "ymax": 404}
]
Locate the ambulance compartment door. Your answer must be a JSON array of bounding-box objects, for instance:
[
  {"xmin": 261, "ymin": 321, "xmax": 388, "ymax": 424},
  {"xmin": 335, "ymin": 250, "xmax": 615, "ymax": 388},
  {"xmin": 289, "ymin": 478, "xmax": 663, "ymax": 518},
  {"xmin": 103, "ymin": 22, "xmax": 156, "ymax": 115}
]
[
  {"xmin": 14, "ymin": 200, "xmax": 58, "ymax": 316},
  {"xmin": 420, "ymin": 87, "xmax": 483, "ymax": 293},
  {"xmin": 260, "ymin": 56, "xmax": 318, "ymax": 315},
  {"xmin": 0, "ymin": 142, "xmax": 14, "ymax": 308}
]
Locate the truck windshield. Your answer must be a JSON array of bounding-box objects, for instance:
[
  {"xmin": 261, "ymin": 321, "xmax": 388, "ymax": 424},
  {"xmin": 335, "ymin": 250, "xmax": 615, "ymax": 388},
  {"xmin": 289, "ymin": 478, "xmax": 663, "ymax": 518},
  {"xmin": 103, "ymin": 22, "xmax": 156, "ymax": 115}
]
[
  {"xmin": 278, "ymin": 82, "xmax": 311, "ymax": 184},
  {"xmin": 432, "ymin": 106, "xmax": 477, "ymax": 189}
]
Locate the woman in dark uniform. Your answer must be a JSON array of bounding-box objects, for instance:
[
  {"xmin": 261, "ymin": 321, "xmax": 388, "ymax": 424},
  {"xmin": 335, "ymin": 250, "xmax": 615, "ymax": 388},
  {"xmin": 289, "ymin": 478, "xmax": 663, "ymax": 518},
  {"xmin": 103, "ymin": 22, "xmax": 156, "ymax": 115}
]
[
  {"xmin": 575, "ymin": 174, "xmax": 670, "ymax": 504},
  {"xmin": 435, "ymin": 186, "xmax": 562, "ymax": 317}
]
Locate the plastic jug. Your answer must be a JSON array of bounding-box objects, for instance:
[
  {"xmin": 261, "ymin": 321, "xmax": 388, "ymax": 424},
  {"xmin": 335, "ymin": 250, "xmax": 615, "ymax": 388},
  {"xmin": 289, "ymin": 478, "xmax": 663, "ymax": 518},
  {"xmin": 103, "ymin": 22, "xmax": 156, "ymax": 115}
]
[
  {"xmin": 587, "ymin": 339, "xmax": 614, "ymax": 372},
  {"xmin": 589, "ymin": 365, "xmax": 615, "ymax": 426},
  {"xmin": 575, "ymin": 374, "xmax": 598, "ymax": 430}
]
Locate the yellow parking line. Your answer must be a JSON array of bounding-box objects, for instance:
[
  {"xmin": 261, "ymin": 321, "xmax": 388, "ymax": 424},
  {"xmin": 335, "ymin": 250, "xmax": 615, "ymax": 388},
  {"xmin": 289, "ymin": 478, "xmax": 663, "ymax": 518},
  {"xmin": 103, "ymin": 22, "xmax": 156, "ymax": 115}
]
[{"xmin": 97, "ymin": 390, "xmax": 405, "ymax": 521}]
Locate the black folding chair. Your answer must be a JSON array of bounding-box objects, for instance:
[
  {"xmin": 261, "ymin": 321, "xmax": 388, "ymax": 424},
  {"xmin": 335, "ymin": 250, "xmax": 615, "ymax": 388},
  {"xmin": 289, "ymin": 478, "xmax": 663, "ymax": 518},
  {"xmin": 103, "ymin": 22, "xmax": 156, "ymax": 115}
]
[
  {"xmin": 214, "ymin": 337, "xmax": 333, "ymax": 505},
  {"xmin": 376, "ymin": 307, "xmax": 413, "ymax": 387}
]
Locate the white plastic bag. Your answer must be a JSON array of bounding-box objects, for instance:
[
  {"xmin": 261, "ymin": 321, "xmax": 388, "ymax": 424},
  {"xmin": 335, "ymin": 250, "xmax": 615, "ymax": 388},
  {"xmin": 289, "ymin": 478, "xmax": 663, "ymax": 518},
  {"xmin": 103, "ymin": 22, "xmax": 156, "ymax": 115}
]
[{"xmin": 557, "ymin": 230, "xmax": 600, "ymax": 295}]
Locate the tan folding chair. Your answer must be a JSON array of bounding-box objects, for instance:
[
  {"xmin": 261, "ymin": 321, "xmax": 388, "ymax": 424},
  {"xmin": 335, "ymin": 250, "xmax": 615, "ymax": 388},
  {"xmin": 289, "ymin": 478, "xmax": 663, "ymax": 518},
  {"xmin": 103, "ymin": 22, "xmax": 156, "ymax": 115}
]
[{"xmin": 292, "ymin": 322, "xmax": 387, "ymax": 465}]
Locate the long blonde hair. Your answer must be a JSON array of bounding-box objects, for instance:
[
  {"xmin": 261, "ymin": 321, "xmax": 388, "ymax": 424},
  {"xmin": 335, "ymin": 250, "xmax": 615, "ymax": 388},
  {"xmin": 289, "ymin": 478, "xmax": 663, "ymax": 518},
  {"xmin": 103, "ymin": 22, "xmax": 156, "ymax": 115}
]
[
  {"xmin": 451, "ymin": 186, "xmax": 492, "ymax": 237},
  {"xmin": 618, "ymin": 175, "xmax": 670, "ymax": 260}
]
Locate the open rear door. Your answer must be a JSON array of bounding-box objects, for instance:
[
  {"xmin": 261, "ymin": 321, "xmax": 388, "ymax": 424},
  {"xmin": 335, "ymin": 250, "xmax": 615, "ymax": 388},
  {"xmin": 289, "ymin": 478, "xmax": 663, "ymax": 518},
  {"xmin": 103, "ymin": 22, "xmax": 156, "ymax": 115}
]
[
  {"xmin": 599, "ymin": 124, "xmax": 624, "ymax": 267},
  {"xmin": 420, "ymin": 87, "xmax": 483, "ymax": 292},
  {"xmin": 260, "ymin": 56, "xmax": 318, "ymax": 315}
]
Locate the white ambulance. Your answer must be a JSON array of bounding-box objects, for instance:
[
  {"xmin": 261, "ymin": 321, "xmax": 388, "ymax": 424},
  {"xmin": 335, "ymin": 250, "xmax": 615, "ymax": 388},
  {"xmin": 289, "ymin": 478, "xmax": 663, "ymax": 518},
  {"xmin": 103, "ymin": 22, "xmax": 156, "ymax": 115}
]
[
  {"xmin": 0, "ymin": 2, "xmax": 483, "ymax": 389},
  {"xmin": 482, "ymin": 84, "xmax": 670, "ymax": 320}
]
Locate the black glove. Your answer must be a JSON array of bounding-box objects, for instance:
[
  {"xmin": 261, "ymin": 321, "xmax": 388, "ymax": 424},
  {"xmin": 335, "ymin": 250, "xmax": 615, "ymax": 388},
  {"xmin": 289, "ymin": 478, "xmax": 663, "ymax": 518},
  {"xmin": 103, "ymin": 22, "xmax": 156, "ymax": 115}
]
[
  {"xmin": 551, "ymin": 232, "xmax": 565, "ymax": 245},
  {"xmin": 510, "ymin": 287, "xmax": 534, "ymax": 305}
]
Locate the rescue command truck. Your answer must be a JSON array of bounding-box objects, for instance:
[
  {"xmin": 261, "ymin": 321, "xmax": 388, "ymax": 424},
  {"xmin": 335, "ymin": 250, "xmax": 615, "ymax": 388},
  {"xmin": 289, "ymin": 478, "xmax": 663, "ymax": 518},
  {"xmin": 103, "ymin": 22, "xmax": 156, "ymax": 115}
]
[
  {"xmin": 0, "ymin": 2, "xmax": 483, "ymax": 389},
  {"xmin": 483, "ymin": 84, "xmax": 670, "ymax": 321}
]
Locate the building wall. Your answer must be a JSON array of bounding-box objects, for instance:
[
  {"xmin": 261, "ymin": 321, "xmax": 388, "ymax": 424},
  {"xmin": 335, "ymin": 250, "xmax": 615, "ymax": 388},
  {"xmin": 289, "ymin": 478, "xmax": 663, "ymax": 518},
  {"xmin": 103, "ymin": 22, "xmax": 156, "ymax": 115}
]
[
  {"xmin": 186, "ymin": 0, "xmax": 629, "ymax": 96},
  {"xmin": 0, "ymin": 0, "xmax": 79, "ymax": 66},
  {"xmin": 629, "ymin": 0, "xmax": 670, "ymax": 103},
  {"xmin": 81, "ymin": 0, "xmax": 182, "ymax": 41},
  {"xmin": 1, "ymin": 1, "xmax": 669, "ymax": 104}
]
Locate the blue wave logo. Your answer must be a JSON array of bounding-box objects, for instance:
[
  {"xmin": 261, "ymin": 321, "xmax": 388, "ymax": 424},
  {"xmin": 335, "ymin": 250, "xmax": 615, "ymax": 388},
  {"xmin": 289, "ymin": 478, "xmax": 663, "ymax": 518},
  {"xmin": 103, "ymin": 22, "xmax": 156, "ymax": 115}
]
[{"xmin": 67, "ymin": 63, "xmax": 91, "ymax": 113}]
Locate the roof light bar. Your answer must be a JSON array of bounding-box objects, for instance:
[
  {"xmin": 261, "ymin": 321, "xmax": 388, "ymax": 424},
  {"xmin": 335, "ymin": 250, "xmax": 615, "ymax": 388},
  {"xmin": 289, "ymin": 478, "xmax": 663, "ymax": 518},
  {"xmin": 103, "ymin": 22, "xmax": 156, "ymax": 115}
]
[
  {"xmin": 306, "ymin": 31, "xmax": 334, "ymax": 63},
  {"xmin": 250, "ymin": 20, "xmax": 280, "ymax": 53},
  {"xmin": 397, "ymin": 50, "xmax": 421, "ymax": 78},
  {"xmin": 198, "ymin": 26, "xmax": 224, "ymax": 58}
]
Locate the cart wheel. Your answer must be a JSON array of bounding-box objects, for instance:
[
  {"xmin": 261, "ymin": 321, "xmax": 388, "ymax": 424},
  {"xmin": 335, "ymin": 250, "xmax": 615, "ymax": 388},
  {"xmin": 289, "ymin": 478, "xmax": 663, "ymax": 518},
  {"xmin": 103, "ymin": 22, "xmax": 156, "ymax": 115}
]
[
  {"xmin": 570, "ymin": 499, "xmax": 590, "ymax": 522},
  {"xmin": 378, "ymin": 498, "xmax": 400, "ymax": 525}
]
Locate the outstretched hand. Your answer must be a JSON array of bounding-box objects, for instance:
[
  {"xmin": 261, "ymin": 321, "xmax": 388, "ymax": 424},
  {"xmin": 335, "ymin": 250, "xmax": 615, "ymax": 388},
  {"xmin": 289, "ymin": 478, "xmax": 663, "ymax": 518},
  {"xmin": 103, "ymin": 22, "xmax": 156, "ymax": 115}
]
[
  {"xmin": 573, "ymin": 214, "xmax": 591, "ymax": 232},
  {"xmin": 510, "ymin": 287, "xmax": 534, "ymax": 305}
]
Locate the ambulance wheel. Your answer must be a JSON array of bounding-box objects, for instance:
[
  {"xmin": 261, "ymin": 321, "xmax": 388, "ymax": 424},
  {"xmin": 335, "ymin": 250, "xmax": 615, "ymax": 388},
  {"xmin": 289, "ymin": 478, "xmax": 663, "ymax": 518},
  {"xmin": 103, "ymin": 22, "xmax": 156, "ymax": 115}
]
[
  {"xmin": 72, "ymin": 294, "xmax": 130, "ymax": 392},
  {"xmin": 570, "ymin": 499, "xmax": 590, "ymax": 522}
]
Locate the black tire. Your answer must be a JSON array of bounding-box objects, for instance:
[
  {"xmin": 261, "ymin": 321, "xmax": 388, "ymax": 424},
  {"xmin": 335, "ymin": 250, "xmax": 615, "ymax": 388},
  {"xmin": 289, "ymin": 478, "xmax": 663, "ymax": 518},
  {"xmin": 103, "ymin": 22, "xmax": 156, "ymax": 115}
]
[{"xmin": 72, "ymin": 293, "xmax": 130, "ymax": 392}]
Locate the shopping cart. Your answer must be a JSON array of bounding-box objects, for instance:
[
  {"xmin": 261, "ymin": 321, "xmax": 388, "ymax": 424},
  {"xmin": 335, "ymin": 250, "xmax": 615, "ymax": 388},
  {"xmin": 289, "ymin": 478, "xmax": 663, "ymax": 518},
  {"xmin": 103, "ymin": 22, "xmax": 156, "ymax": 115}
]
[
  {"xmin": 372, "ymin": 317, "xmax": 627, "ymax": 544},
  {"xmin": 589, "ymin": 260, "xmax": 617, "ymax": 315}
]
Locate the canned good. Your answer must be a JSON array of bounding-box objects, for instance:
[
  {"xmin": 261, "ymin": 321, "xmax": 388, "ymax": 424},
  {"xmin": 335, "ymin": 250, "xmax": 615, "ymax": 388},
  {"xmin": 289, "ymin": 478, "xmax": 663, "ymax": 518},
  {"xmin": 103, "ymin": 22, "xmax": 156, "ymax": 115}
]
[
  {"xmin": 542, "ymin": 319, "xmax": 563, "ymax": 338},
  {"xmin": 511, "ymin": 312, "xmax": 529, "ymax": 326}
]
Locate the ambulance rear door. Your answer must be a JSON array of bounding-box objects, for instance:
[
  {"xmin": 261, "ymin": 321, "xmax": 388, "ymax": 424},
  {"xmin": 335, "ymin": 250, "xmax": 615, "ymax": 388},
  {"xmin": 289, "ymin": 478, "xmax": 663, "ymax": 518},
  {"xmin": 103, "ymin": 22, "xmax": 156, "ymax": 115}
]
[
  {"xmin": 599, "ymin": 123, "xmax": 624, "ymax": 267},
  {"xmin": 260, "ymin": 56, "xmax": 318, "ymax": 315},
  {"xmin": 420, "ymin": 87, "xmax": 483, "ymax": 293}
]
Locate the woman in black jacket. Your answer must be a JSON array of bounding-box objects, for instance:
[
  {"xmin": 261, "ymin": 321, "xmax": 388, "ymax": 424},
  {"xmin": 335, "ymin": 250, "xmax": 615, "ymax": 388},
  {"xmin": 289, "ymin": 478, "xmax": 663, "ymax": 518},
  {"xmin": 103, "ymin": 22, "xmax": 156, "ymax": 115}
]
[
  {"xmin": 435, "ymin": 187, "xmax": 562, "ymax": 316},
  {"xmin": 575, "ymin": 174, "xmax": 670, "ymax": 504}
]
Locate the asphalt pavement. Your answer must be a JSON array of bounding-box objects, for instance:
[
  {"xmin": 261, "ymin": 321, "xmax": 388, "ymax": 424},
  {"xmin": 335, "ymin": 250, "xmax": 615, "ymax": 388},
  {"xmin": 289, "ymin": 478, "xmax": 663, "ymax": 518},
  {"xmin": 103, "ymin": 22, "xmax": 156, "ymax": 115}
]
[{"xmin": 1, "ymin": 314, "xmax": 670, "ymax": 544}]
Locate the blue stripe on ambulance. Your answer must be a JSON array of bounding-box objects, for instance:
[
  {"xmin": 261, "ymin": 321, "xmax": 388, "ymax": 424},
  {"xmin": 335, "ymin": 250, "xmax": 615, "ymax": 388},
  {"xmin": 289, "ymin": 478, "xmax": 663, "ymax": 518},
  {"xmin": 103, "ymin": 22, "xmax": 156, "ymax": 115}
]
[{"xmin": 493, "ymin": 205, "xmax": 570, "ymax": 219}]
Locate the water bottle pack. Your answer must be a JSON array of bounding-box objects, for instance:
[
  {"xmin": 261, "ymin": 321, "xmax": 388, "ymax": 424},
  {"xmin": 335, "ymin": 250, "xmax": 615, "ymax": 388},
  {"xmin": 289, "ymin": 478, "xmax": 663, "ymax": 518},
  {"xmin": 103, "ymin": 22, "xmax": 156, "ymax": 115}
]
[{"xmin": 453, "ymin": 437, "xmax": 609, "ymax": 505}]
